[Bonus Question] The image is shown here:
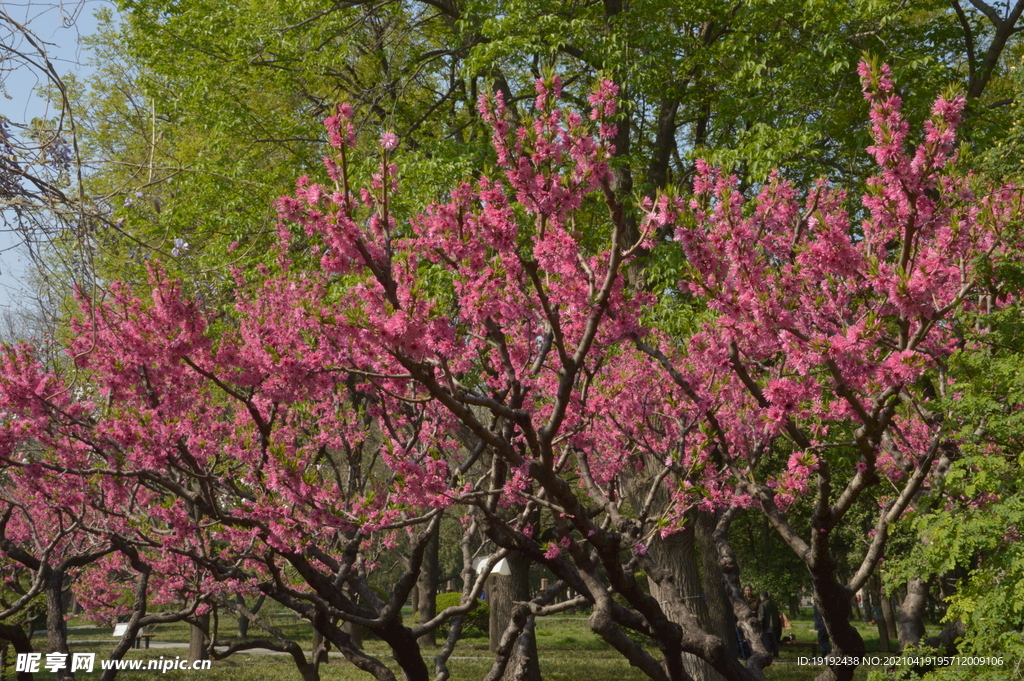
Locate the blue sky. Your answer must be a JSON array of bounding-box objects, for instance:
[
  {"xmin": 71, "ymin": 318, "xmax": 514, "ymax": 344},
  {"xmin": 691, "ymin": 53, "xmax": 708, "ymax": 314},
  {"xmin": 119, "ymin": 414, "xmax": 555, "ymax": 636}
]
[{"xmin": 1, "ymin": 0, "xmax": 105, "ymax": 312}]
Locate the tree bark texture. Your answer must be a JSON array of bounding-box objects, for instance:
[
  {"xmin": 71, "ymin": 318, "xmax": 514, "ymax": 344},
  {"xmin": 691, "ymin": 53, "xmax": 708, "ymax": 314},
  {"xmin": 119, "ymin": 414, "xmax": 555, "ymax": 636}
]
[
  {"xmin": 868, "ymin": 574, "xmax": 890, "ymax": 653},
  {"xmin": 417, "ymin": 528, "xmax": 440, "ymax": 647},
  {"xmin": 487, "ymin": 553, "xmax": 540, "ymax": 681},
  {"xmin": 189, "ymin": 614, "xmax": 210, "ymax": 664},
  {"xmin": 0, "ymin": 623, "xmax": 35, "ymax": 681},
  {"xmin": 44, "ymin": 570, "xmax": 72, "ymax": 681},
  {"xmin": 897, "ymin": 578, "xmax": 928, "ymax": 649}
]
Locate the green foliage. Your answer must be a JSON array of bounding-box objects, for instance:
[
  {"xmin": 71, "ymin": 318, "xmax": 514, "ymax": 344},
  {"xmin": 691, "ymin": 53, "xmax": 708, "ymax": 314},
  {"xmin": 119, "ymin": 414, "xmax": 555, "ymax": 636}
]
[
  {"xmin": 65, "ymin": 0, "xmax": 1024, "ymax": 302},
  {"xmin": 881, "ymin": 303, "xmax": 1024, "ymax": 675},
  {"xmin": 731, "ymin": 509, "xmax": 810, "ymax": 608},
  {"xmin": 435, "ymin": 592, "xmax": 489, "ymax": 637}
]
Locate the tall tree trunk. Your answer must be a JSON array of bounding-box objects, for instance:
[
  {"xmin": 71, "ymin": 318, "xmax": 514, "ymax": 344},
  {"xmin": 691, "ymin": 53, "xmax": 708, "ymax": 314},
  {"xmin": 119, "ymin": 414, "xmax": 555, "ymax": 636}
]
[
  {"xmin": 417, "ymin": 529, "xmax": 440, "ymax": 648},
  {"xmin": 189, "ymin": 614, "xmax": 210, "ymax": 664},
  {"xmin": 488, "ymin": 553, "xmax": 540, "ymax": 681},
  {"xmin": 879, "ymin": 588, "xmax": 898, "ymax": 646},
  {"xmin": 45, "ymin": 569, "xmax": 72, "ymax": 681},
  {"xmin": 868, "ymin": 574, "xmax": 890, "ymax": 653},
  {"xmin": 696, "ymin": 511, "xmax": 739, "ymax": 663},
  {"xmin": 897, "ymin": 578, "xmax": 928, "ymax": 649},
  {"xmin": 0, "ymin": 623, "xmax": 35, "ymax": 681},
  {"xmin": 341, "ymin": 618, "xmax": 363, "ymax": 650},
  {"xmin": 812, "ymin": 573, "xmax": 864, "ymax": 681},
  {"xmin": 646, "ymin": 519, "xmax": 724, "ymax": 681},
  {"xmin": 623, "ymin": 474, "xmax": 734, "ymax": 681},
  {"xmin": 235, "ymin": 594, "xmax": 265, "ymax": 638}
]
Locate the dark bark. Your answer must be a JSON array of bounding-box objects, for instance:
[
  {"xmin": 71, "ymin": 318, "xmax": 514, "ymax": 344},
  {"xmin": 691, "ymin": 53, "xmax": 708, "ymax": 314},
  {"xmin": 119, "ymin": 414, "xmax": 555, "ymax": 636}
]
[
  {"xmin": 188, "ymin": 614, "xmax": 210, "ymax": 664},
  {"xmin": 416, "ymin": 528, "xmax": 440, "ymax": 647},
  {"xmin": 268, "ymin": 590, "xmax": 396, "ymax": 681},
  {"xmin": 879, "ymin": 588, "xmax": 898, "ymax": 645},
  {"xmin": 954, "ymin": 0, "xmax": 1024, "ymax": 100},
  {"xmin": 0, "ymin": 623, "xmax": 34, "ymax": 681},
  {"xmin": 867, "ymin": 574, "xmax": 890, "ymax": 653},
  {"xmin": 298, "ymin": 660, "xmax": 321, "ymax": 681},
  {"xmin": 601, "ymin": 0, "xmax": 641, "ymax": 286},
  {"xmin": 377, "ymin": 617, "xmax": 431, "ymax": 681},
  {"xmin": 696, "ymin": 511, "xmax": 739, "ymax": 661},
  {"xmin": 235, "ymin": 594, "xmax": 265, "ymax": 638},
  {"xmin": 812, "ymin": 574, "xmax": 863, "ymax": 681},
  {"xmin": 646, "ymin": 520, "xmax": 723, "ymax": 681},
  {"xmin": 711, "ymin": 510, "xmax": 770, "ymax": 680},
  {"xmin": 925, "ymin": 619, "xmax": 965, "ymax": 654},
  {"xmin": 647, "ymin": 99, "xmax": 679, "ymax": 193},
  {"xmin": 44, "ymin": 569, "xmax": 71, "ymax": 681}
]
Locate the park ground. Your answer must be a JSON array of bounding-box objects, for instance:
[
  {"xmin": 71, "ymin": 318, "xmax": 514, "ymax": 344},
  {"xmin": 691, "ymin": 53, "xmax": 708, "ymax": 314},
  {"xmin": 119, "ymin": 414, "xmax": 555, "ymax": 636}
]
[{"xmin": 37, "ymin": 608, "xmax": 901, "ymax": 681}]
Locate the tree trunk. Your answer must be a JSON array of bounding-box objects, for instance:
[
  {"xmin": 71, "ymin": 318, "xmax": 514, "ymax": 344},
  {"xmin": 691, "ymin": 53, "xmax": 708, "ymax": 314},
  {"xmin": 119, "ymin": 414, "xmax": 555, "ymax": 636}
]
[
  {"xmin": 236, "ymin": 594, "xmax": 249, "ymax": 638},
  {"xmin": 812, "ymin": 574, "xmax": 864, "ymax": 681},
  {"xmin": 0, "ymin": 623, "xmax": 34, "ymax": 681},
  {"xmin": 45, "ymin": 570, "xmax": 72, "ymax": 681},
  {"xmin": 296, "ymin": 661, "xmax": 321, "ymax": 681},
  {"xmin": 878, "ymin": 586, "xmax": 897, "ymax": 645},
  {"xmin": 488, "ymin": 553, "xmax": 540, "ymax": 681},
  {"xmin": 340, "ymin": 617, "xmax": 363, "ymax": 650},
  {"xmin": 647, "ymin": 518, "xmax": 725, "ymax": 681},
  {"xmin": 189, "ymin": 614, "xmax": 210, "ymax": 664},
  {"xmin": 309, "ymin": 628, "xmax": 331, "ymax": 675},
  {"xmin": 236, "ymin": 594, "xmax": 265, "ymax": 638},
  {"xmin": 925, "ymin": 619, "xmax": 964, "ymax": 654},
  {"xmin": 696, "ymin": 511, "xmax": 739, "ymax": 661},
  {"xmin": 868, "ymin": 574, "xmax": 890, "ymax": 653},
  {"xmin": 710, "ymin": 510, "xmax": 771, "ymax": 679},
  {"xmin": 379, "ymin": 617, "xmax": 431, "ymax": 681},
  {"xmin": 502, "ymin": 616, "xmax": 541, "ymax": 681},
  {"xmin": 417, "ymin": 529, "xmax": 440, "ymax": 648},
  {"xmin": 897, "ymin": 578, "xmax": 928, "ymax": 649}
]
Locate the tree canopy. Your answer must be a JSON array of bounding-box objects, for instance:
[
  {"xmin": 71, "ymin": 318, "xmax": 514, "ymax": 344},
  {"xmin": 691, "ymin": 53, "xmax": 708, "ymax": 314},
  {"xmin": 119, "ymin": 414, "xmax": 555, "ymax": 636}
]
[{"xmin": 5, "ymin": 3, "xmax": 1024, "ymax": 681}]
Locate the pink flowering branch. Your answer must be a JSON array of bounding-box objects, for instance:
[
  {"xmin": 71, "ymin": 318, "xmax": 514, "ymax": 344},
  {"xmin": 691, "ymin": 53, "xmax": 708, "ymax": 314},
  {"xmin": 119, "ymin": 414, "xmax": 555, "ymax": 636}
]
[{"xmin": 634, "ymin": 61, "xmax": 1022, "ymax": 681}]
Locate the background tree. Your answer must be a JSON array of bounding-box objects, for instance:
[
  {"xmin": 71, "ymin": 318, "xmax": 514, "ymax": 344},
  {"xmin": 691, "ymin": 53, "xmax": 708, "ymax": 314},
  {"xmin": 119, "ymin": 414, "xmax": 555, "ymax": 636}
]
[{"xmin": 63, "ymin": 0, "xmax": 1024, "ymax": 295}]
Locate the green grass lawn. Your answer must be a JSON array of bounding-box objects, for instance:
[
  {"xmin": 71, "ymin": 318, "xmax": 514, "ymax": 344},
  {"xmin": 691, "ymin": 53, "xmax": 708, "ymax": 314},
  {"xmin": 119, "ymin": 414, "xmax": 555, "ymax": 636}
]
[{"xmin": 49, "ymin": 611, "xmax": 901, "ymax": 681}]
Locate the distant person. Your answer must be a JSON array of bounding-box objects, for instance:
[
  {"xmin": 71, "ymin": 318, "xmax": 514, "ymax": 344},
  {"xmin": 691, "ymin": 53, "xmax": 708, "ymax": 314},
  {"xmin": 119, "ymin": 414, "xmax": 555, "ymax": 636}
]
[
  {"xmin": 743, "ymin": 585, "xmax": 759, "ymax": 613},
  {"xmin": 737, "ymin": 585, "xmax": 757, "ymax": 660},
  {"xmin": 813, "ymin": 604, "xmax": 831, "ymax": 656},
  {"xmin": 757, "ymin": 591, "xmax": 781, "ymax": 658}
]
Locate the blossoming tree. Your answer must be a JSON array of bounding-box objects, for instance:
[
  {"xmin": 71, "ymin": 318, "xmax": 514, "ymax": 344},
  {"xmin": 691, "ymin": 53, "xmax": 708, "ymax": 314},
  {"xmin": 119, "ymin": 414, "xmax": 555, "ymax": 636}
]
[
  {"xmin": 0, "ymin": 62, "xmax": 1019, "ymax": 681},
  {"xmin": 631, "ymin": 63, "xmax": 1022, "ymax": 681}
]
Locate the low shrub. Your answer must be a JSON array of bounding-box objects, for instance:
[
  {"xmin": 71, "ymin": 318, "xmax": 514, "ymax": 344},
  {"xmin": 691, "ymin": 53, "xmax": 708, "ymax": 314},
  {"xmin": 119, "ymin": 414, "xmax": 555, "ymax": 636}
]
[{"xmin": 435, "ymin": 592, "xmax": 489, "ymax": 637}]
